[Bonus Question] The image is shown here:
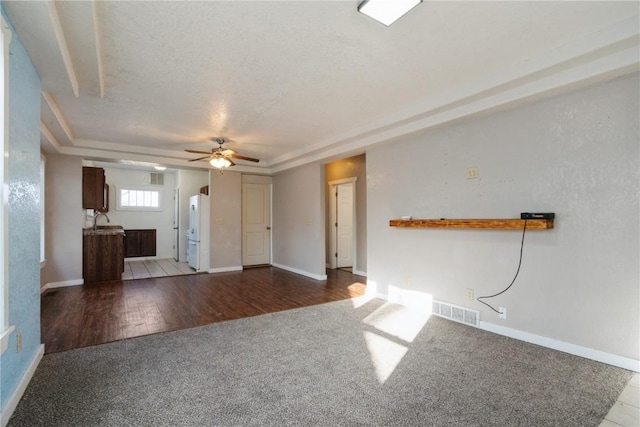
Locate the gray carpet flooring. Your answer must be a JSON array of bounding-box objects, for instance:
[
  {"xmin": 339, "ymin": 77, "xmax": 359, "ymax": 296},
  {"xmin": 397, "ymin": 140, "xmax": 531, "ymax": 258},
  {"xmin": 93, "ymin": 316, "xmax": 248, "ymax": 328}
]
[{"xmin": 9, "ymin": 297, "xmax": 633, "ymax": 426}]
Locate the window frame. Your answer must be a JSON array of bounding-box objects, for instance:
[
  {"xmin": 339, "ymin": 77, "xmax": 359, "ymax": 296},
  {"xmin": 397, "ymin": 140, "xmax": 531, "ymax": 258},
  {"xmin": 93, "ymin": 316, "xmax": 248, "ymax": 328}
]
[{"xmin": 115, "ymin": 185, "xmax": 163, "ymax": 212}]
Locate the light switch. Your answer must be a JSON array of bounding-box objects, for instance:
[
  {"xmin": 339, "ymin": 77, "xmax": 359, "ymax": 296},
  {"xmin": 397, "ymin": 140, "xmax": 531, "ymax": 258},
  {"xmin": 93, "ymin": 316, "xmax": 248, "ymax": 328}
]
[{"xmin": 466, "ymin": 167, "xmax": 479, "ymax": 179}]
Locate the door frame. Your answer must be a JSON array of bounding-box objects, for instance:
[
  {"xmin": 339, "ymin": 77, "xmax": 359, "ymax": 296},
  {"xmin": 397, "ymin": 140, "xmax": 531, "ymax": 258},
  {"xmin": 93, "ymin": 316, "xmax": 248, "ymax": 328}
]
[
  {"xmin": 328, "ymin": 177, "xmax": 357, "ymax": 270},
  {"xmin": 173, "ymin": 188, "xmax": 179, "ymax": 261},
  {"xmin": 242, "ymin": 181, "xmax": 272, "ymax": 266}
]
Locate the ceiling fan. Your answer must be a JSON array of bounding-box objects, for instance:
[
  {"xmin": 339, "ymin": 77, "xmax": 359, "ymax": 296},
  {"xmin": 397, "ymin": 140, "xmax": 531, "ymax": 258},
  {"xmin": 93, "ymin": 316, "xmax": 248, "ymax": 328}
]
[{"xmin": 185, "ymin": 138, "xmax": 260, "ymax": 169}]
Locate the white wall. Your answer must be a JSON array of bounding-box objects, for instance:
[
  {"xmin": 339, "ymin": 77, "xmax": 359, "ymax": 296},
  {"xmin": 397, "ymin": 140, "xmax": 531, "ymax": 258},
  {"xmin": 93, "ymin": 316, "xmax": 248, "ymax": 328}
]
[
  {"xmin": 103, "ymin": 167, "xmax": 176, "ymax": 259},
  {"xmin": 366, "ymin": 73, "xmax": 639, "ymax": 362},
  {"xmin": 272, "ymin": 163, "xmax": 326, "ymax": 279},
  {"xmin": 209, "ymin": 170, "xmax": 242, "ymax": 270},
  {"xmin": 44, "ymin": 154, "xmax": 83, "ymax": 285}
]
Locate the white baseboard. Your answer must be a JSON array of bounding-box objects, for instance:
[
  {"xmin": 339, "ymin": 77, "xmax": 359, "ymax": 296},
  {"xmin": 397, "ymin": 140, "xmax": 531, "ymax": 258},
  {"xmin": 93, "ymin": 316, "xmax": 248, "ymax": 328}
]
[
  {"xmin": 208, "ymin": 266, "xmax": 243, "ymax": 274},
  {"xmin": 271, "ymin": 263, "xmax": 327, "ymax": 281},
  {"xmin": 1, "ymin": 344, "xmax": 44, "ymax": 427},
  {"xmin": 374, "ymin": 289, "xmax": 639, "ymax": 373},
  {"xmin": 353, "ymin": 269, "xmax": 367, "ymax": 277},
  {"xmin": 41, "ymin": 278, "xmax": 84, "ymax": 293},
  {"xmin": 478, "ymin": 321, "xmax": 640, "ymax": 373}
]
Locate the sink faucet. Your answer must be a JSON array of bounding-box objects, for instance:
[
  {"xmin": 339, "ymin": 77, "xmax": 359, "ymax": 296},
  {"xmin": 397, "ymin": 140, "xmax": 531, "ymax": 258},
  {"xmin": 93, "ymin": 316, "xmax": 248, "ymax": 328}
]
[{"xmin": 94, "ymin": 212, "xmax": 110, "ymax": 231}]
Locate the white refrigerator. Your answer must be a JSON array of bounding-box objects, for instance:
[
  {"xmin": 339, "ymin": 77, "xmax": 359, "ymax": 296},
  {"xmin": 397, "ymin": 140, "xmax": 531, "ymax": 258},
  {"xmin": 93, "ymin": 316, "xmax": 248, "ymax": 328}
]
[{"xmin": 187, "ymin": 194, "xmax": 210, "ymax": 272}]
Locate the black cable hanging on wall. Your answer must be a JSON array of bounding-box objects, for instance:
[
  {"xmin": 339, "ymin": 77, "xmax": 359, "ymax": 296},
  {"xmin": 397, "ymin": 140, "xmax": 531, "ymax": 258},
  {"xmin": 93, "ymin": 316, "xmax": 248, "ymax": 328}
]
[{"xmin": 476, "ymin": 220, "xmax": 528, "ymax": 314}]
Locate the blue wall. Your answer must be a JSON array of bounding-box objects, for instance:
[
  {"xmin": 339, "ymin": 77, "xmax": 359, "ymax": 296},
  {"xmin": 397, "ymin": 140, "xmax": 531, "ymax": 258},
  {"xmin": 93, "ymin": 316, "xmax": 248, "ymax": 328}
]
[{"xmin": 0, "ymin": 6, "xmax": 42, "ymax": 409}]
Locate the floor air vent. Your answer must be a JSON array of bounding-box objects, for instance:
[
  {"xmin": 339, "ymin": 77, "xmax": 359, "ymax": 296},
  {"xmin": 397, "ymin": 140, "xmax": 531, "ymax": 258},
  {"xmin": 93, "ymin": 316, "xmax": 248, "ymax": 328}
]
[{"xmin": 432, "ymin": 300, "xmax": 479, "ymax": 327}]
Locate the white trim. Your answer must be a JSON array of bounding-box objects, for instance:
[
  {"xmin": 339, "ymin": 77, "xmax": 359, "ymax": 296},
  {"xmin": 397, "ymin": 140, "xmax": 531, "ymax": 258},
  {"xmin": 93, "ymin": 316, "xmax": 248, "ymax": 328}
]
[
  {"xmin": 478, "ymin": 321, "xmax": 640, "ymax": 373},
  {"xmin": 0, "ymin": 324, "xmax": 15, "ymax": 355},
  {"xmin": 41, "ymin": 279, "xmax": 84, "ymax": 293},
  {"xmin": 1, "ymin": 14, "xmax": 11, "ymax": 339},
  {"xmin": 271, "ymin": 263, "xmax": 327, "ymax": 281},
  {"xmin": 0, "ymin": 344, "xmax": 44, "ymax": 427},
  {"xmin": 372, "ymin": 287, "xmax": 640, "ymax": 372},
  {"xmin": 327, "ymin": 177, "xmax": 357, "ymax": 186},
  {"xmin": 353, "ymin": 269, "xmax": 367, "ymax": 277},
  {"xmin": 208, "ymin": 266, "xmax": 243, "ymax": 274},
  {"xmin": 328, "ymin": 178, "xmax": 357, "ymax": 271},
  {"xmin": 40, "ymin": 154, "xmax": 45, "ymax": 263}
]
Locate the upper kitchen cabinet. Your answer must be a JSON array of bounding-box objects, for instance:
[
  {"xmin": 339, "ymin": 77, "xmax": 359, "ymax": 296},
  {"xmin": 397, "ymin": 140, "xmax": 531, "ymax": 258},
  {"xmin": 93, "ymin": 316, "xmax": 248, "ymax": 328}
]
[{"xmin": 82, "ymin": 167, "xmax": 109, "ymax": 211}]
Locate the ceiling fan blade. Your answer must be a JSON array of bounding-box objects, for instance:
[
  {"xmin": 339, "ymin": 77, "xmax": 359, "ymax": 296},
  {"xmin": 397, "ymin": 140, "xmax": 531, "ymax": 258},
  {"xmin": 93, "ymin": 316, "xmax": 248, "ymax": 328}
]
[
  {"xmin": 221, "ymin": 149, "xmax": 236, "ymax": 156},
  {"xmin": 185, "ymin": 149, "xmax": 213, "ymax": 155},
  {"xmin": 188, "ymin": 156, "xmax": 210, "ymax": 162},
  {"xmin": 230, "ymin": 153, "xmax": 260, "ymax": 162},
  {"xmin": 228, "ymin": 159, "xmax": 236, "ymax": 166}
]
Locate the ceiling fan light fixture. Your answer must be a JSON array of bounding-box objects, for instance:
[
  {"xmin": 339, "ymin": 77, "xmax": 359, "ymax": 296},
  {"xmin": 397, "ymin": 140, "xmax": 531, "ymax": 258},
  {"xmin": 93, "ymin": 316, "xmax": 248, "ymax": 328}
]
[
  {"xmin": 209, "ymin": 157, "xmax": 232, "ymax": 169},
  {"xmin": 358, "ymin": 0, "xmax": 422, "ymax": 26}
]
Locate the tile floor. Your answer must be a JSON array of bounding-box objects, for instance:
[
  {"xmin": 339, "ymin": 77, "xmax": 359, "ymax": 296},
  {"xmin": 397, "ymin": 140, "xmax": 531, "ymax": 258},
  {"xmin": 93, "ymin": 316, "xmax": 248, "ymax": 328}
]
[
  {"xmin": 600, "ymin": 373, "xmax": 640, "ymax": 427},
  {"xmin": 122, "ymin": 258, "xmax": 196, "ymax": 280}
]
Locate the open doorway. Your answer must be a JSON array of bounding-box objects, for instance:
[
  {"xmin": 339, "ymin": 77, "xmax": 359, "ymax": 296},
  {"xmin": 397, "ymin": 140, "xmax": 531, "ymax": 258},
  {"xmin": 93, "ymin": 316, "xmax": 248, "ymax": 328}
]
[
  {"xmin": 325, "ymin": 154, "xmax": 367, "ymax": 276},
  {"xmin": 329, "ymin": 179, "xmax": 356, "ymax": 271}
]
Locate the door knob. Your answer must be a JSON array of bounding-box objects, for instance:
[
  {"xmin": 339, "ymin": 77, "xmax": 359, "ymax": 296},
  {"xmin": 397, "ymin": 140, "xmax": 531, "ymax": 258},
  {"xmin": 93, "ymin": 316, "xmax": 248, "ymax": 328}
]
[{"xmin": 266, "ymin": 226, "xmax": 271, "ymax": 230}]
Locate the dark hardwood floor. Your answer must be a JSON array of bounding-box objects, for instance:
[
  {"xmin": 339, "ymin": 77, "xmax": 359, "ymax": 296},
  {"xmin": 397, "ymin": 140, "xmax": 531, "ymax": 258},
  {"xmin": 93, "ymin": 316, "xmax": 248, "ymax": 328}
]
[{"xmin": 41, "ymin": 266, "xmax": 366, "ymax": 354}]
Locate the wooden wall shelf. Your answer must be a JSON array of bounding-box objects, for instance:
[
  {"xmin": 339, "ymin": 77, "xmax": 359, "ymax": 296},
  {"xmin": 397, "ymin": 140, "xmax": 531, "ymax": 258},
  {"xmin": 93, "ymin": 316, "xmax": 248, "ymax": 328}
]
[{"xmin": 389, "ymin": 218, "xmax": 554, "ymax": 230}]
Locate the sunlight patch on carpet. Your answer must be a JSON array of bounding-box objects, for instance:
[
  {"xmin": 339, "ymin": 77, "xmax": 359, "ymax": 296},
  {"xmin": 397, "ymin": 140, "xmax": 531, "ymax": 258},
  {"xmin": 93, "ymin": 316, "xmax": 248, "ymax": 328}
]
[
  {"xmin": 363, "ymin": 331, "xmax": 408, "ymax": 384},
  {"xmin": 361, "ymin": 301, "xmax": 432, "ymax": 383},
  {"xmin": 363, "ymin": 302, "xmax": 431, "ymax": 343}
]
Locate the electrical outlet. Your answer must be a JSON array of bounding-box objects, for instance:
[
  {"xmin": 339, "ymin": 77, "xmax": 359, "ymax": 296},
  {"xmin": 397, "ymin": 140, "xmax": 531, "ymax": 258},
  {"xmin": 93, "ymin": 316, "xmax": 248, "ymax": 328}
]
[
  {"xmin": 466, "ymin": 167, "xmax": 479, "ymax": 179},
  {"xmin": 16, "ymin": 331, "xmax": 22, "ymax": 352},
  {"xmin": 466, "ymin": 288, "xmax": 474, "ymax": 300},
  {"xmin": 499, "ymin": 307, "xmax": 507, "ymax": 319}
]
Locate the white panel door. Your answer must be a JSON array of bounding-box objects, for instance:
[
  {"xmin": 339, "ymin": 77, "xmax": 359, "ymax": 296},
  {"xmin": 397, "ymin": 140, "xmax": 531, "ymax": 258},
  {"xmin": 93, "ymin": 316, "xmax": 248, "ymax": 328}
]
[
  {"xmin": 242, "ymin": 183, "xmax": 271, "ymax": 266},
  {"xmin": 336, "ymin": 183, "xmax": 354, "ymax": 268}
]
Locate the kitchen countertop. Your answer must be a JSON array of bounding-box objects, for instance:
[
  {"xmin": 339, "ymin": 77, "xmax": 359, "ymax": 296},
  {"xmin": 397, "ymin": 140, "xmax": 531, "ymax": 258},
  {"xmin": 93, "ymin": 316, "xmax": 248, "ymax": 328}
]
[{"xmin": 83, "ymin": 226, "xmax": 125, "ymax": 236}]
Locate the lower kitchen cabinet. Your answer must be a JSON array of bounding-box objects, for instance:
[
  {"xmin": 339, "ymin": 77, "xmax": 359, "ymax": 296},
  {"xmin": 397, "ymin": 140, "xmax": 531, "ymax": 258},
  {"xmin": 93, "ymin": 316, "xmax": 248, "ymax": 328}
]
[
  {"xmin": 124, "ymin": 229, "xmax": 157, "ymax": 257},
  {"xmin": 83, "ymin": 231, "xmax": 125, "ymax": 283}
]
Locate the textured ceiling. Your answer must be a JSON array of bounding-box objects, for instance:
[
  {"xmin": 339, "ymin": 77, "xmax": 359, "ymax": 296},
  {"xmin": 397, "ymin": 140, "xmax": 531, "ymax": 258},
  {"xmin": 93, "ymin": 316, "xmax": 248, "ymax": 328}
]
[{"xmin": 3, "ymin": 1, "xmax": 639, "ymax": 173}]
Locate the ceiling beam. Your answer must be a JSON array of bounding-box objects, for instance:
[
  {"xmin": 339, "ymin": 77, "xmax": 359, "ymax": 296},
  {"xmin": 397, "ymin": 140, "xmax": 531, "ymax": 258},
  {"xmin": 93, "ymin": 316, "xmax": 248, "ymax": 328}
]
[
  {"xmin": 40, "ymin": 122, "xmax": 63, "ymax": 153},
  {"xmin": 45, "ymin": 0, "xmax": 79, "ymax": 97},
  {"xmin": 91, "ymin": 0, "xmax": 105, "ymax": 99},
  {"xmin": 42, "ymin": 91, "xmax": 75, "ymax": 143}
]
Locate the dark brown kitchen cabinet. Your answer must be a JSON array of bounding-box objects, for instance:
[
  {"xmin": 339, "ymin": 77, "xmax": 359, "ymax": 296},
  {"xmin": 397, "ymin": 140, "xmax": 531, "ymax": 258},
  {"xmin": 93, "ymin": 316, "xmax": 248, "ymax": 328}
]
[
  {"xmin": 82, "ymin": 167, "xmax": 108, "ymax": 211},
  {"xmin": 124, "ymin": 229, "xmax": 157, "ymax": 257},
  {"xmin": 83, "ymin": 231, "xmax": 125, "ymax": 283}
]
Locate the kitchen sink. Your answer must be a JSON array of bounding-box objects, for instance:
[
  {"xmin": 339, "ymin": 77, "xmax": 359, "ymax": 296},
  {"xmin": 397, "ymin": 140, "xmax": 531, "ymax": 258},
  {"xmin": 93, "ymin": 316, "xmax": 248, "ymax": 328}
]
[{"xmin": 95, "ymin": 225, "xmax": 124, "ymax": 230}]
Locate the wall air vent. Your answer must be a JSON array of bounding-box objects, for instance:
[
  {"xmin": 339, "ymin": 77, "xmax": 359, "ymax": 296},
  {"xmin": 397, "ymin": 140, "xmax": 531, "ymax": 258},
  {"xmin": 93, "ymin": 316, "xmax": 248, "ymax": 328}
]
[
  {"xmin": 150, "ymin": 173, "xmax": 164, "ymax": 185},
  {"xmin": 432, "ymin": 299, "xmax": 479, "ymax": 327}
]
